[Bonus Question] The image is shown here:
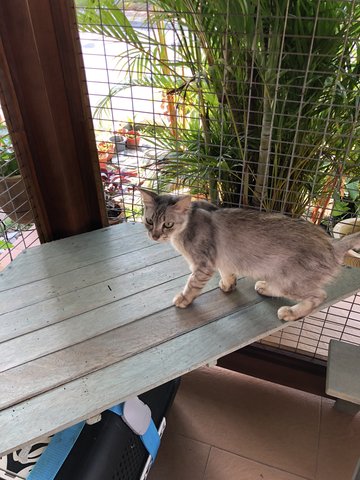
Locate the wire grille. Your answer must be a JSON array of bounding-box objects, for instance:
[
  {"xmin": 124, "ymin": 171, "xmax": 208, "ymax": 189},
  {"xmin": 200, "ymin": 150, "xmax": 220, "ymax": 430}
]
[
  {"xmin": 0, "ymin": 104, "xmax": 39, "ymax": 270},
  {"xmin": 75, "ymin": 0, "xmax": 360, "ymax": 360}
]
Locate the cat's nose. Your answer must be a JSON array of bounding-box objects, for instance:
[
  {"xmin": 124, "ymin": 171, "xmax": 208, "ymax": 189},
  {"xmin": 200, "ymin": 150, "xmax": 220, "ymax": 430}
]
[{"xmin": 152, "ymin": 233, "xmax": 160, "ymax": 241}]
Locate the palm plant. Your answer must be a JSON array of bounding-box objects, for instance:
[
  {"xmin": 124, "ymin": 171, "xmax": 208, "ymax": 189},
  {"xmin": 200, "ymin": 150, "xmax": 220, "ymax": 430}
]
[{"xmin": 77, "ymin": 0, "xmax": 360, "ymax": 214}]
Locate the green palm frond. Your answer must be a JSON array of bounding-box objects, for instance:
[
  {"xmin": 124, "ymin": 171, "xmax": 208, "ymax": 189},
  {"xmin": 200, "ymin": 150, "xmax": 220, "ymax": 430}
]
[{"xmin": 77, "ymin": 0, "xmax": 360, "ymax": 212}]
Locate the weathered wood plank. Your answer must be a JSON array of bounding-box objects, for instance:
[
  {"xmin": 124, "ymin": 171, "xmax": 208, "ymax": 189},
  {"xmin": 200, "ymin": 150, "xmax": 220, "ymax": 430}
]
[
  {"xmin": 2, "ymin": 257, "xmax": 358, "ymax": 352},
  {"xmin": 4, "ymin": 222, "xmax": 140, "ymax": 263},
  {"xmin": 0, "ymin": 296, "xmax": 291, "ymax": 457},
  {"xmin": 0, "ymin": 277, "xmax": 261, "ymax": 409},
  {"xmin": 0, "ymin": 224, "xmax": 147, "ymax": 292},
  {"xmin": 0, "ymin": 262, "xmax": 358, "ymax": 370},
  {"xmin": 0, "ymin": 242, "xmax": 177, "ymax": 317},
  {"xmin": 1, "ymin": 219, "xmax": 360, "ymax": 458},
  {"xmin": 0, "ymin": 261, "xmax": 192, "ymax": 371},
  {"xmin": 0, "ymin": 269, "xmax": 356, "ymax": 440},
  {"xmin": 0, "ymin": 249, "xmax": 182, "ymax": 343},
  {"xmin": 326, "ymin": 339, "xmax": 360, "ymax": 405},
  {"xmin": 325, "ymin": 266, "xmax": 360, "ymax": 305}
]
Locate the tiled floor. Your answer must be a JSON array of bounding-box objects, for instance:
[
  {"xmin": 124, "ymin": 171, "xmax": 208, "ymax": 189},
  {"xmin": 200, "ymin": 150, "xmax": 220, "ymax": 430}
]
[{"xmin": 148, "ymin": 366, "xmax": 360, "ymax": 480}]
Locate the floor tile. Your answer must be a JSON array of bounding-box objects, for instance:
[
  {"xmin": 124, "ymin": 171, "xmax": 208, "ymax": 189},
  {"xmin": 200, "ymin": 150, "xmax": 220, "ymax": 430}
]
[
  {"xmin": 204, "ymin": 447, "xmax": 309, "ymax": 480},
  {"xmin": 166, "ymin": 366, "xmax": 321, "ymax": 478},
  {"xmin": 147, "ymin": 430, "xmax": 210, "ymax": 480},
  {"xmin": 316, "ymin": 397, "xmax": 360, "ymax": 480}
]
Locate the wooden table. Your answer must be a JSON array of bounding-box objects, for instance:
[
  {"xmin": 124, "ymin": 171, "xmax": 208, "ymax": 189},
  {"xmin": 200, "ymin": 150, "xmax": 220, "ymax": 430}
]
[{"xmin": 1, "ymin": 222, "xmax": 360, "ymax": 457}]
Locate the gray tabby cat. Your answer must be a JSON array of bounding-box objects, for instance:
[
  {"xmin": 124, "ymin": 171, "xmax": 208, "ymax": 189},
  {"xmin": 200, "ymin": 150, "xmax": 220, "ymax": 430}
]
[{"xmin": 139, "ymin": 188, "xmax": 360, "ymax": 321}]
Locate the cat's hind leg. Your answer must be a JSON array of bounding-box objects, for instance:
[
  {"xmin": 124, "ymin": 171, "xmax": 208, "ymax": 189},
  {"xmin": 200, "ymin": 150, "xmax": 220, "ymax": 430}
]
[
  {"xmin": 277, "ymin": 288, "xmax": 327, "ymax": 322},
  {"xmin": 219, "ymin": 270, "xmax": 237, "ymax": 293}
]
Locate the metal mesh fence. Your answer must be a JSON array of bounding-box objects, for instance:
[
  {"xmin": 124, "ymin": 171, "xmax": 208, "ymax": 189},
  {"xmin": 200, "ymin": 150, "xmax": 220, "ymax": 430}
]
[
  {"xmin": 0, "ymin": 105, "xmax": 39, "ymax": 270},
  {"xmin": 74, "ymin": 0, "xmax": 360, "ymax": 360}
]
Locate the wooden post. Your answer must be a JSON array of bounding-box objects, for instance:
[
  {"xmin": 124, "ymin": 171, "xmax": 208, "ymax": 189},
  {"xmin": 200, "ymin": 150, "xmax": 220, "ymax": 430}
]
[{"xmin": 0, "ymin": 0, "xmax": 108, "ymax": 242}]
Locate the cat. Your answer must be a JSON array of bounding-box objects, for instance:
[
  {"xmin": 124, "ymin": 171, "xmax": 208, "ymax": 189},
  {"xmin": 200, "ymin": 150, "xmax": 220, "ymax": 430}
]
[{"xmin": 139, "ymin": 188, "xmax": 360, "ymax": 321}]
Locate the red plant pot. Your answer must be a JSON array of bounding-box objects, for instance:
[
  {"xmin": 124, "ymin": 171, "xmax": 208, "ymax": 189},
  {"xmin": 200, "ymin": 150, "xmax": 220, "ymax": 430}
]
[{"xmin": 125, "ymin": 130, "xmax": 141, "ymax": 149}]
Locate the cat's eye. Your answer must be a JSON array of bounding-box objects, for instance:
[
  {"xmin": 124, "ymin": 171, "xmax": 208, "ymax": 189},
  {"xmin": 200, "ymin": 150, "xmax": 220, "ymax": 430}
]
[
  {"xmin": 146, "ymin": 218, "xmax": 153, "ymax": 225},
  {"xmin": 164, "ymin": 222, "xmax": 174, "ymax": 229}
]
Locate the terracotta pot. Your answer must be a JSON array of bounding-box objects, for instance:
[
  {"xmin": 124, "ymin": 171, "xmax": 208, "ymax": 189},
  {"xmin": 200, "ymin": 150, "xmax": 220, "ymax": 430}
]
[
  {"xmin": 98, "ymin": 152, "xmax": 114, "ymax": 163},
  {"xmin": 0, "ymin": 175, "xmax": 34, "ymax": 224},
  {"xmin": 97, "ymin": 141, "xmax": 115, "ymax": 163},
  {"xmin": 126, "ymin": 131, "xmax": 141, "ymax": 149}
]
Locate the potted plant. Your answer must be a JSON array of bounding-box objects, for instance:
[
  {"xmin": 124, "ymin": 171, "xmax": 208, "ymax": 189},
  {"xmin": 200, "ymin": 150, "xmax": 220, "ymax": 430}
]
[
  {"xmin": 117, "ymin": 122, "xmax": 142, "ymax": 149},
  {"xmin": 125, "ymin": 130, "xmax": 141, "ymax": 149},
  {"xmin": 0, "ymin": 126, "xmax": 33, "ymax": 224},
  {"xmin": 97, "ymin": 140, "xmax": 115, "ymax": 169},
  {"xmin": 109, "ymin": 133, "xmax": 126, "ymax": 153},
  {"xmin": 99, "ymin": 162, "xmax": 138, "ymax": 224}
]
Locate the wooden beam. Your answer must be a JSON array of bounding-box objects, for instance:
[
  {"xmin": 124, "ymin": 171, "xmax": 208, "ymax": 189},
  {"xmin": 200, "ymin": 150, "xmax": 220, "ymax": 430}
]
[
  {"xmin": 218, "ymin": 345, "xmax": 328, "ymax": 397},
  {"xmin": 0, "ymin": 0, "xmax": 107, "ymax": 241}
]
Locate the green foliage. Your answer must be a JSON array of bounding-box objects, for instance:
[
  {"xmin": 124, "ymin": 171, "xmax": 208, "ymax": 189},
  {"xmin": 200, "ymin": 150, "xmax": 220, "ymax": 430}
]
[
  {"xmin": 77, "ymin": 0, "xmax": 360, "ymax": 214},
  {"xmin": 332, "ymin": 178, "xmax": 360, "ymax": 217},
  {"xmin": 0, "ymin": 239, "xmax": 13, "ymax": 250},
  {"xmin": 0, "ymin": 126, "xmax": 18, "ymax": 177}
]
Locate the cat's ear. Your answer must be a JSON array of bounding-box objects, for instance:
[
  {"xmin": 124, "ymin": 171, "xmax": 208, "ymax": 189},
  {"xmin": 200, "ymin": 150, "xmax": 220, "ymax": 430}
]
[
  {"xmin": 138, "ymin": 188, "xmax": 158, "ymax": 207},
  {"xmin": 173, "ymin": 195, "xmax": 192, "ymax": 214}
]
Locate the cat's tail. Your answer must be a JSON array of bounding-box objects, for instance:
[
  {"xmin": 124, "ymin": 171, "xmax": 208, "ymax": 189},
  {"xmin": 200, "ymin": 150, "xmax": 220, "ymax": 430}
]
[{"xmin": 333, "ymin": 231, "xmax": 360, "ymax": 261}]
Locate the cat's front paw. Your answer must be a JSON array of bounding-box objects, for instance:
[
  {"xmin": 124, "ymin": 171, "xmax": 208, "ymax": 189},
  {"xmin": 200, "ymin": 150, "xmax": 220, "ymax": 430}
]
[
  {"xmin": 255, "ymin": 280, "xmax": 270, "ymax": 296},
  {"xmin": 219, "ymin": 278, "xmax": 237, "ymax": 293},
  {"xmin": 277, "ymin": 306, "xmax": 298, "ymax": 322},
  {"xmin": 173, "ymin": 293, "xmax": 191, "ymax": 308}
]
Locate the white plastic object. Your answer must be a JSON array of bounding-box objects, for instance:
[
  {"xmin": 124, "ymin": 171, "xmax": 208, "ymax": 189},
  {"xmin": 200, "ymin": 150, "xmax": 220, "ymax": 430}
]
[{"xmin": 122, "ymin": 397, "xmax": 151, "ymax": 435}]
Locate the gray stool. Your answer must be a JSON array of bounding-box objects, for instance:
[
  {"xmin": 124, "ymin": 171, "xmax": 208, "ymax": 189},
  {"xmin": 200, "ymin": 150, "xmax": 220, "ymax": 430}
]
[{"xmin": 326, "ymin": 340, "xmax": 360, "ymax": 414}]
